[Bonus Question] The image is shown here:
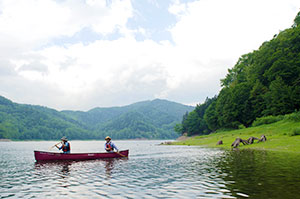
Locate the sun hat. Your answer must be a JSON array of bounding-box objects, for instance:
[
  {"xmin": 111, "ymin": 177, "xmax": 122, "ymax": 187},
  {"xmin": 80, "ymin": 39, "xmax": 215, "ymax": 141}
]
[
  {"xmin": 105, "ymin": 136, "xmax": 111, "ymax": 140},
  {"xmin": 61, "ymin": 136, "xmax": 68, "ymax": 141}
]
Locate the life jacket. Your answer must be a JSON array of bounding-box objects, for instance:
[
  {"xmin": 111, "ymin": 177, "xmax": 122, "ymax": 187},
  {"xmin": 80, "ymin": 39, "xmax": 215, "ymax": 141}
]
[
  {"xmin": 106, "ymin": 142, "xmax": 113, "ymax": 151},
  {"xmin": 62, "ymin": 142, "xmax": 70, "ymax": 152}
]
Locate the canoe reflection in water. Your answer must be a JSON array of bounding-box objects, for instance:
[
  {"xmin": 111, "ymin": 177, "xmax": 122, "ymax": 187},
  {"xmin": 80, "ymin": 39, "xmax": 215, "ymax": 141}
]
[
  {"xmin": 34, "ymin": 158, "xmax": 128, "ymax": 183},
  {"xmin": 104, "ymin": 159, "xmax": 115, "ymax": 179},
  {"xmin": 61, "ymin": 163, "xmax": 70, "ymax": 175},
  {"xmin": 34, "ymin": 162, "xmax": 71, "ymax": 178}
]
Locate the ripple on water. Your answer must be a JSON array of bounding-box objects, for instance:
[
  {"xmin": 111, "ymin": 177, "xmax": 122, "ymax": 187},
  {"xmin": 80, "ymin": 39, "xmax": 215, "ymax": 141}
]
[{"xmin": 3, "ymin": 141, "xmax": 300, "ymax": 198}]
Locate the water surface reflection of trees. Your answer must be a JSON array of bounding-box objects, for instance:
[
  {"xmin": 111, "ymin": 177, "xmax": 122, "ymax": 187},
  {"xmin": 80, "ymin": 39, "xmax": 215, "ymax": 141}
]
[{"xmin": 213, "ymin": 149, "xmax": 300, "ymax": 199}]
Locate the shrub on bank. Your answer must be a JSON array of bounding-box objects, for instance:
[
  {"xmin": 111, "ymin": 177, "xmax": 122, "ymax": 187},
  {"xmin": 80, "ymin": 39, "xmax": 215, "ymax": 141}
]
[
  {"xmin": 252, "ymin": 115, "xmax": 284, "ymax": 127},
  {"xmin": 284, "ymin": 111, "xmax": 300, "ymax": 122},
  {"xmin": 290, "ymin": 127, "xmax": 300, "ymax": 136}
]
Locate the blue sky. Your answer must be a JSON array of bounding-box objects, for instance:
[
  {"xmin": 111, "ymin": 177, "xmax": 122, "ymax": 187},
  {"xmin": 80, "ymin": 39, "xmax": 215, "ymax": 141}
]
[
  {"xmin": 0, "ymin": 0, "xmax": 299, "ymax": 110},
  {"xmin": 128, "ymin": 0, "xmax": 177, "ymax": 42},
  {"xmin": 49, "ymin": 0, "xmax": 182, "ymax": 45}
]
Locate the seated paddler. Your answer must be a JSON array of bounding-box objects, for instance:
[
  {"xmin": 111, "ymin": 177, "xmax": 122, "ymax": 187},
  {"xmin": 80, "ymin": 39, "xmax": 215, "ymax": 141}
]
[
  {"xmin": 56, "ymin": 136, "xmax": 71, "ymax": 154},
  {"xmin": 104, "ymin": 136, "xmax": 118, "ymax": 152}
]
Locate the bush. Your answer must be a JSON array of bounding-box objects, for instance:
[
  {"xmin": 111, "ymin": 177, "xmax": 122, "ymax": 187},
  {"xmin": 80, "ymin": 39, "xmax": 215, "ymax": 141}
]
[
  {"xmin": 289, "ymin": 127, "xmax": 300, "ymax": 136},
  {"xmin": 284, "ymin": 111, "xmax": 300, "ymax": 122},
  {"xmin": 238, "ymin": 124, "xmax": 246, "ymax": 129},
  {"xmin": 252, "ymin": 115, "xmax": 284, "ymax": 127}
]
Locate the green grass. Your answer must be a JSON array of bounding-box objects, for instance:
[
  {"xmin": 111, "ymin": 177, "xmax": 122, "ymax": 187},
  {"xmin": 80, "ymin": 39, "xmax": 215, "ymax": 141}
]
[{"xmin": 173, "ymin": 120, "xmax": 300, "ymax": 153}]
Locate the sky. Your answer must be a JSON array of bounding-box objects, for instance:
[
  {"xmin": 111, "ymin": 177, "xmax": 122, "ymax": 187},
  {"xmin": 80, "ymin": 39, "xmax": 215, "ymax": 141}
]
[{"xmin": 0, "ymin": 0, "xmax": 299, "ymax": 111}]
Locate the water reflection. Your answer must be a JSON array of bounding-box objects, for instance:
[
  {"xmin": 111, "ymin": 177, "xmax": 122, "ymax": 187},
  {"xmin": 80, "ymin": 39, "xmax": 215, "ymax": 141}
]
[
  {"xmin": 212, "ymin": 149, "xmax": 300, "ymax": 199},
  {"xmin": 104, "ymin": 159, "xmax": 115, "ymax": 179},
  {"xmin": 3, "ymin": 141, "xmax": 300, "ymax": 198},
  {"xmin": 30, "ymin": 149, "xmax": 300, "ymax": 198},
  {"xmin": 35, "ymin": 161, "xmax": 71, "ymax": 174},
  {"xmin": 61, "ymin": 163, "xmax": 70, "ymax": 175},
  {"xmin": 34, "ymin": 158, "xmax": 128, "ymax": 181},
  {"xmin": 35, "ymin": 161, "xmax": 72, "ymax": 184}
]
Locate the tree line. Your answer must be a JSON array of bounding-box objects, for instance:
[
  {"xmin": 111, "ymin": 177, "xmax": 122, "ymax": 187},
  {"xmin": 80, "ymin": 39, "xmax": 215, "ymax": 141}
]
[
  {"xmin": 0, "ymin": 97, "xmax": 193, "ymax": 140},
  {"xmin": 175, "ymin": 12, "xmax": 300, "ymax": 136}
]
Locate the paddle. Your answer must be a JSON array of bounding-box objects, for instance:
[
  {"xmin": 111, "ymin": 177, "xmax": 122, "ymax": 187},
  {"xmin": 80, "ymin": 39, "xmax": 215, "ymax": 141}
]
[
  {"xmin": 115, "ymin": 151, "xmax": 127, "ymax": 157},
  {"xmin": 49, "ymin": 141, "xmax": 62, "ymax": 151}
]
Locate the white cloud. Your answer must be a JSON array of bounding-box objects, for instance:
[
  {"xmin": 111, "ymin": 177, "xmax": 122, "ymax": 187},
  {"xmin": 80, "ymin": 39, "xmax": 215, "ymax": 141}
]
[
  {"xmin": 0, "ymin": 0, "xmax": 72, "ymax": 49},
  {"xmin": 0, "ymin": 0, "xmax": 300, "ymax": 110},
  {"xmin": 168, "ymin": 0, "xmax": 187, "ymax": 17},
  {"xmin": 0, "ymin": 0, "xmax": 133, "ymax": 50},
  {"xmin": 170, "ymin": 0, "xmax": 300, "ymax": 61}
]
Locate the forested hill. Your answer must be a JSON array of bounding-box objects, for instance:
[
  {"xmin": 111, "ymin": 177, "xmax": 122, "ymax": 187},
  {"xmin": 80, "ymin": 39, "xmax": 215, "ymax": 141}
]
[
  {"xmin": 0, "ymin": 96, "xmax": 194, "ymax": 140},
  {"xmin": 175, "ymin": 11, "xmax": 300, "ymax": 136}
]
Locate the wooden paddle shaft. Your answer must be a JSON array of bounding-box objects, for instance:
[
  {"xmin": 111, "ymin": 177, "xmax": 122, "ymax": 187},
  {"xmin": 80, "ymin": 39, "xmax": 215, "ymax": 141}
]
[
  {"xmin": 116, "ymin": 151, "xmax": 126, "ymax": 157},
  {"xmin": 49, "ymin": 141, "xmax": 62, "ymax": 150}
]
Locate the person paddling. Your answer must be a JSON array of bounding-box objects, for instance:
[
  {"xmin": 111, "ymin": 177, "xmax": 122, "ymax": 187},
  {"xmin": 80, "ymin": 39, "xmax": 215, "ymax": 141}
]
[
  {"xmin": 104, "ymin": 136, "xmax": 118, "ymax": 152},
  {"xmin": 56, "ymin": 136, "xmax": 71, "ymax": 154}
]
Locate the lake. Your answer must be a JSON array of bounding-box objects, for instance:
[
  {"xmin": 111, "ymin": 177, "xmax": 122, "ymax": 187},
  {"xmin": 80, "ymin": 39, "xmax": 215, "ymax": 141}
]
[{"xmin": 1, "ymin": 140, "xmax": 300, "ymax": 198}]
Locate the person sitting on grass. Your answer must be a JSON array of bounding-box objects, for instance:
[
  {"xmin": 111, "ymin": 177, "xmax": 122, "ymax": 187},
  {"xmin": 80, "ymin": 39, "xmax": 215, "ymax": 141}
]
[{"xmin": 104, "ymin": 136, "xmax": 118, "ymax": 152}]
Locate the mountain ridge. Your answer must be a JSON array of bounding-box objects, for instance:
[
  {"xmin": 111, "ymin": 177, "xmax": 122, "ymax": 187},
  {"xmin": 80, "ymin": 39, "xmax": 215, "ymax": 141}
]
[{"xmin": 0, "ymin": 96, "xmax": 194, "ymax": 140}]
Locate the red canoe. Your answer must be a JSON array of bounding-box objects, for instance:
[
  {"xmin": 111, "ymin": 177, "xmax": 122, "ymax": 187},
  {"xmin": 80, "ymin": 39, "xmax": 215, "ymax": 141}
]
[{"xmin": 34, "ymin": 150, "xmax": 129, "ymax": 161}]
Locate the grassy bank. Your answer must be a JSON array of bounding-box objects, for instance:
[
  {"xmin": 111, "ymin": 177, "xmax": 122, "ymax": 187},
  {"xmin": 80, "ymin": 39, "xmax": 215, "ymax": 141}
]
[{"xmin": 172, "ymin": 120, "xmax": 300, "ymax": 153}]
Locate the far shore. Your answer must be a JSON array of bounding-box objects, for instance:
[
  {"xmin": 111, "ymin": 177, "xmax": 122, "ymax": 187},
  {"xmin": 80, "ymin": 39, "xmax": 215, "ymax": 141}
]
[
  {"xmin": 0, "ymin": 138, "xmax": 175, "ymax": 142},
  {"xmin": 0, "ymin": 139, "xmax": 12, "ymax": 142}
]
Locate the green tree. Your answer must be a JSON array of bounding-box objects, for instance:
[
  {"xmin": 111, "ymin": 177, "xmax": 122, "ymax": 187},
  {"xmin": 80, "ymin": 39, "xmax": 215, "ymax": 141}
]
[
  {"xmin": 204, "ymin": 101, "xmax": 218, "ymax": 131},
  {"xmin": 184, "ymin": 111, "xmax": 201, "ymax": 136},
  {"xmin": 174, "ymin": 123, "xmax": 183, "ymax": 134},
  {"xmin": 293, "ymin": 11, "xmax": 300, "ymax": 27},
  {"xmin": 249, "ymin": 80, "xmax": 268, "ymax": 118},
  {"xmin": 264, "ymin": 76, "xmax": 294, "ymax": 115},
  {"xmin": 215, "ymin": 88, "xmax": 237, "ymax": 128},
  {"xmin": 231, "ymin": 82, "xmax": 253, "ymax": 127},
  {"xmin": 221, "ymin": 53, "xmax": 253, "ymax": 87}
]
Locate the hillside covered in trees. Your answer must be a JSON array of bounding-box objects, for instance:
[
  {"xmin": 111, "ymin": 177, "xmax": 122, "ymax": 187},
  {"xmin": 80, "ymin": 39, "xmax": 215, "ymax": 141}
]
[
  {"xmin": 175, "ymin": 11, "xmax": 300, "ymax": 136},
  {"xmin": 0, "ymin": 96, "xmax": 194, "ymax": 140}
]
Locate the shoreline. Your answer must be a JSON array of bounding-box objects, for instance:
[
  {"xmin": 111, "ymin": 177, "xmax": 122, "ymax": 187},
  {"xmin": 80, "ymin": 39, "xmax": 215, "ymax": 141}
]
[
  {"xmin": 0, "ymin": 139, "xmax": 12, "ymax": 142},
  {"xmin": 169, "ymin": 120, "xmax": 300, "ymax": 153},
  {"xmin": 1, "ymin": 138, "xmax": 175, "ymax": 142}
]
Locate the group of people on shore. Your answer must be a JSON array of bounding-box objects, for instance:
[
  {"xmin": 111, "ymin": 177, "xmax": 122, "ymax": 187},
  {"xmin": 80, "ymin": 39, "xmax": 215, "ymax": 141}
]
[{"xmin": 55, "ymin": 136, "xmax": 118, "ymax": 154}]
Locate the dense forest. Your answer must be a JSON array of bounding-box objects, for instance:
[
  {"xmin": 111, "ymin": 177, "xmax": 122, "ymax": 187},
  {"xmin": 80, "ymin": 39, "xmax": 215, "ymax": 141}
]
[
  {"xmin": 0, "ymin": 97, "xmax": 194, "ymax": 140},
  {"xmin": 175, "ymin": 11, "xmax": 300, "ymax": 136}
]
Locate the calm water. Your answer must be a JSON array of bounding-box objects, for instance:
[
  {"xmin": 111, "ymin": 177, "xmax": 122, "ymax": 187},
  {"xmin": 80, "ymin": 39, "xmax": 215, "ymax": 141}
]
[{"xmin": 1, "ymin": 140, "xmax": 300, "ymax": 198}]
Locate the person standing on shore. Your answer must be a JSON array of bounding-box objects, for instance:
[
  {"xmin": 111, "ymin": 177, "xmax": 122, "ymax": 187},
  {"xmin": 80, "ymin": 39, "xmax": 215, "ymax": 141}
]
[{"xmin": 104, "ymin": 136, "xmax": 118, "ymax": 152}]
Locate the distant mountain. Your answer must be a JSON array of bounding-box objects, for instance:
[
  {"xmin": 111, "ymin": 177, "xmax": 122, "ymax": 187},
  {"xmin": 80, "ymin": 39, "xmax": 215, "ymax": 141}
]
[
  {"xmin": 62, "ymin": 99, "xmax": 195, "ymax": 139},
  {"xmin": 0, "ymin": 96, "xmax": 90, "ymax": 140},
  {"xmin": 0, "ymin": 96, "xmax": 194, "ymax": 140}
]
